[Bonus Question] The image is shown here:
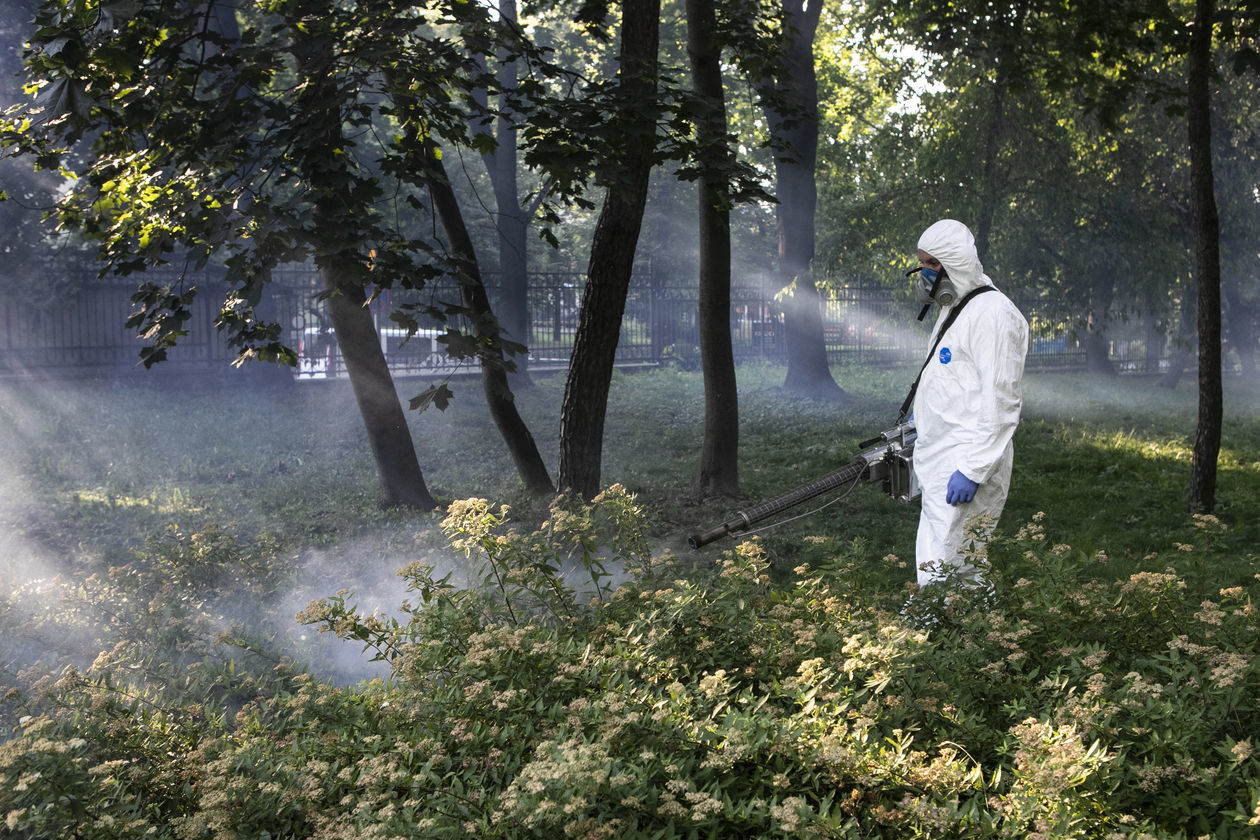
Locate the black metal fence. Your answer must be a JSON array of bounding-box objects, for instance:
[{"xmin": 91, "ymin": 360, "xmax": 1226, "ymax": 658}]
[{"xmin": 0, "ymin": 265, "xmax": 1159, "ymax": 382}]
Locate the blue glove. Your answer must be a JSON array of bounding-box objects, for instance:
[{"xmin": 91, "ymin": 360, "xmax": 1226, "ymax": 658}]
[{"xmin": 945, "ymin": 470, "xmax": 978, "ymax": 505}]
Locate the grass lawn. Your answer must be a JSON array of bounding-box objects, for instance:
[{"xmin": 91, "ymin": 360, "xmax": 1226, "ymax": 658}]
[{"xmin": 2, "ymin": 362, "xmax": 1257, "ymax": 603}]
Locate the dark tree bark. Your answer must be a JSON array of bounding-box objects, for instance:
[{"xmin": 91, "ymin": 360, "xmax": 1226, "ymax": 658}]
[
  {"xmin": 1083, "ymin": 278, "xmax": 1118, "ymax": 375},
  {"xmin": 485, "ymin": 136, "xmax": 533, "ymax": 388},
  {"xmin": 1144, "ymin": 317, "xmax": 1167, "ymax": 375},
  {"xmin": 973, "ymin": 76, "xmax": 1008, "ymax": 256},
  {"xmin": 1141, "ymin": 284, "xmax": 1168, "ymax": 375},
  {"xmin": 1186, "ymin": 0, "xmax": 1222, "ymax": 513},
  {"xmin": 1082, "ymin": 325, "xmax": 1117, "ymax": 375},
  {"xmin": 1158, "ymin": 283, "xmax": 1196, "ymax": 390},
  {"xmin": 476, "ymin": 0, "xmax": 533, "ymax": 387},
  {"xmin": 963, "ymin": 0, "xmax": 1038, "ymax": 258},
  {"xmin": 762, "ymin": 0, "xmax": 845, "ymax": 400},
  {"xmin": 686, "ymin": 0, "xmax": 739, "ymax": 498},
  {"xmin": 421, "ymin": 144, "xmax": 555, "ymax": 497},
  {"xmin": 298, "ymin": 32, "xmax": 437, "ymax": 510},
  {"xmin": 557, "ymin": 0, "xmax": 660, "ymax": 500},
  {"xmin": 321, "ymin": 263, "xmax": 438, "ymax": 509},
  {"xmin": 971, "ymin": 1, "xmax": 1029, "ymax": 257}
]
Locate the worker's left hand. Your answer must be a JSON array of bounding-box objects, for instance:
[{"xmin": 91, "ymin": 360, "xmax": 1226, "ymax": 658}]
[{"xmin": 945, "ymin": 470, "xmax": 978, "ymax": 505}]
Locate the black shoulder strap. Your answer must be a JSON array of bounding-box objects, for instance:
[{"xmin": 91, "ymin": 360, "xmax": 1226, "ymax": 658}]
[{"xmin": 897, "ymin": 285, "xmax": 996, "ymax": 423}]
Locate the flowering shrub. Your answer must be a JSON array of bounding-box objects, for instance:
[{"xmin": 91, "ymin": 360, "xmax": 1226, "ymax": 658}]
[{"xmin": 2, "ymin": 493, "xmax": 1258, "ymax": 838}]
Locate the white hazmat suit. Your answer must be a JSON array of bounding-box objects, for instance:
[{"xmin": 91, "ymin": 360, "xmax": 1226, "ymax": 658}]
[{"xmin": 912, "ymin": 220, "xmax": 1029, "ymax": 587}]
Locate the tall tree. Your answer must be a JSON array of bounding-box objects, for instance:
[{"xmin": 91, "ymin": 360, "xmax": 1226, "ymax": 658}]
[
  {"xmin": 472, "ymin": 0, "xmax": 535, "ymax": 387},
  {"xmin": 686, "ymin": 0, "xmax": 739, "ymax": 497},
  {"xmin": 410, "ymin": 136, "xmax": 555, "ymax": 496},
  {"xmin": 287, "ymin": 4, "xmax": 440, "ymax": 509},
  {"xmin": 760, "ymin": 0, "xmax": 846, "ymax": 399},
  {"xmin": 557, "ymin": 0, "xmax": 661, "ymax": 500},
  {"xmin": 1095, "ymin": 0, "xmax": 1259, "ymax": 511},
  {"xmin": 859, "ymin": 0, "xmax": 1061, "ymax": 254},
  {"xmin": 1186, "ymin": 0, "xmax": 1222, "ymax": 512},
  {"xmin": 1, "ymin": 0, "xmax": 549, "ymax": 508}
]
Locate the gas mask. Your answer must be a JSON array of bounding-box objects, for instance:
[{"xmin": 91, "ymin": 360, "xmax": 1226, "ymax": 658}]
[
  {"xmin": 908, "ymin": 264, "xmax": 959, "ymax": 320},
  {"xmin": 915, "ymin": 265, "xmax": 958, "ymax": 306}
]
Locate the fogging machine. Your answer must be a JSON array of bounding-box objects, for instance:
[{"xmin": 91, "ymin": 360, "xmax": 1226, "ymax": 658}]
[{"xmin": 687, "ymin": 423, "xmax": 920, "ymax": 549}]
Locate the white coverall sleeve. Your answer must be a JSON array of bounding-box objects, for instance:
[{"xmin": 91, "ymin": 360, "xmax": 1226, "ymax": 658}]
[{"xmin": 956, "ymin": 301, "xmax": 1028, "ymax": 485}]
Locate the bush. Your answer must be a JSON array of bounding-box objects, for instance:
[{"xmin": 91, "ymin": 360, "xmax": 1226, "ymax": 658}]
[{"xmin": 4, "ymin": 490, "xmax": 1258, "ymax": 838}]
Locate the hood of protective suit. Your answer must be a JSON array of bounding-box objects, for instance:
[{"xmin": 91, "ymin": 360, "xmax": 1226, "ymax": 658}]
[{"xmin": 917, "ymin": 219, "xmax": 994, "ymax": 300}]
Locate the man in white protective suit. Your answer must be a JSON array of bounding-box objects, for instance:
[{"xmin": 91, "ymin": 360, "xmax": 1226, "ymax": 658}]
[{"xmin": 910, "ymin": 219, "xmax": 1029, "ymax": 589}]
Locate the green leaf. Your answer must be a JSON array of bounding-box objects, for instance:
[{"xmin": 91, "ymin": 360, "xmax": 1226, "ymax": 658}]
[{"xmin": 409, "ymin": 384, "xmax": 454, "ymax": 413}]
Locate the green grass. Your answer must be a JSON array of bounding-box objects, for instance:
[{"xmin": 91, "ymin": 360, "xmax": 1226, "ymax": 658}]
[{"xmin": 2, "ymin": 364, "xmax": 1256, "ymax": 587}]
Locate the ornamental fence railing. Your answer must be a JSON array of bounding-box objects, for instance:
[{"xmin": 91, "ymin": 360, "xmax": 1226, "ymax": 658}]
[{"xmin": 0, "ymin": 265, "xmax": 1175, "ymax": 382}]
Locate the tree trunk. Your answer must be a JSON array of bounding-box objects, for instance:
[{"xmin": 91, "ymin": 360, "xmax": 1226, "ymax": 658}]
[
  {"xmin": 1158, "ymin": 285, "xmax": 1196, "ymax": 390},
  {"xmin": 974, "ymin": 77, "xmax": 1007, "ymax": 256},
  {"xmin": 1082, "ymin": 328, "xmax": 1116, "ymax": 375},
  {"xmin": 557, "ymin": 0, "xmax": 660, "ymax": 500},
  {"xmin": 1222, "ymin": 271, "xmax": 1256, "ymax": 377},
  {"xmin": 686, "ymin": 0, "xmax": 739, "ymax": 498},
  {"xmin": 488, "ymin": 150, "xmax": 533, "ymax": 387},
  {"xmin": 1144, "ymin": 318, "xmax": 1166, "ymax": 375},
  {"xmin": 422, "ymin": 144, "xmax": 555, "ymax": 496},
  {"xmin": 321, "ymin": 261, "xmax": 439, "ymax": 509},
  {"xmin": 1083, "ymin": 278, "xmax": 1117, "ymax": 375},
  {"xmin": 1142, "ymin": 286, "xmax": 1167, "ymax": 375},
  {"xmin": 298, "ymin": 29, "xmax": 437, "ymax": 510},
  {"xmin": 1186, "ymin": 0, "xmax": 1222, "ymax": 513},
  {"xmin": 975, "ymin": 1, "xmax": 1028, "ymax": 254},
  {"xmin": 479, "ymin": 0, "xmax": 533, "ymax": 388},
  {"xmin": 763, "ymin": 0, "xmax": 845, "ymax": 400}
]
